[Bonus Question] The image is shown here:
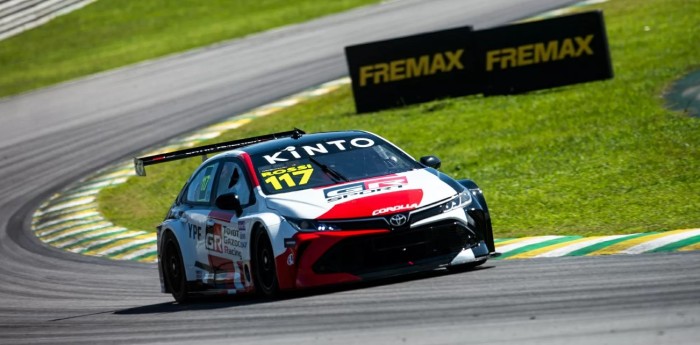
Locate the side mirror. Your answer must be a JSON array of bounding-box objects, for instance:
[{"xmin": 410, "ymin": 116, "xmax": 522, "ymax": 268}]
[
  {"xmin": 215, "ymin": 193, "xmax": 243, "ymax": 217},
  {"xmin": 420, "ymin": 155, "xmax": 442, "ymax": 169}
]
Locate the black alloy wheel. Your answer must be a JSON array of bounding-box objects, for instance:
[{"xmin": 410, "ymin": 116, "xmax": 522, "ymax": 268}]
[
  {"xmin": 162, "ymin": 232, "xmax": 189, "ymax": 303},
  {"xmin": 253, "ymin": 228, "xmax": 279, "ymax": 297}
]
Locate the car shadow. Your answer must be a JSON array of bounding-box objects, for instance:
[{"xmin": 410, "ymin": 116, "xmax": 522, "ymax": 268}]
[{"xmin": 113, "ymin": 265, "xmax": 493, "ymax": 315}]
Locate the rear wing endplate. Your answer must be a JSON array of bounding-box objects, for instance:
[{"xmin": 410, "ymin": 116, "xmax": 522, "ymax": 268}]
[{"xmin": 133, "ymin": 128, "xmax": 304, "ymax": 176}]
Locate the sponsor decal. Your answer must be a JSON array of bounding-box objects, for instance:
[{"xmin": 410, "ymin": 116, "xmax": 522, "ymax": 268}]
[
  {"xmin": 317, "ymin": 189, "xmax": 424, "ymax": 219},
  {"xmin": 372, "ymin": 203, "xmax": 418, "ymax": 216},
  {"xmin": 346, "ymin": 11, "xmax": 611, "ymax": 113},
  {"xmin": 485, "ymin": 35, "xmax": 594, "ymax": 72},
  {"xmin": 260, "ymin": 164, "xmax": 314, "ymax": 191},
  {"xmin": 323, "ymin": 176, "xmax": 407, "ymax": 202},
  {"xmin": 359, "ymin": 49, "xmax": 465, "ymax": 87},
  {"xmin": 224, "ymin": 224, "xmax": 247, "ymax": 259},
  {"xmin": 287, "ymin": 253, "xmax": 294, "ymax": 266},
  {"xmin": 262, "ymin": 138, "xmax": 375, "ymax": 164},
  {"xmin": 187, "ymin": 222, "xmax": 203, "ymax": 241},
  {"xmin": 364, "ymin": 176, "xmax": 408, "ymax": 189},
  {"xmin": 207, "ymin": 223, "xmax": 247, "ymax": 258}
]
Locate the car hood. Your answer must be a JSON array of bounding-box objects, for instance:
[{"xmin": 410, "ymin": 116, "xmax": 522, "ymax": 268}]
[{"xmin": 264, "ymin": 169, "xmax": 457, "ymax": 220}]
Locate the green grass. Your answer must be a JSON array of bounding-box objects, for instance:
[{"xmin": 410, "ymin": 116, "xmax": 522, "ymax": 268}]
[
  {"xmin": 0, "ymin": 0, "xmax": 379, "ymax": 98},
  {"xmin": 99, "ymin": 0, "xmax": 700, "ymax": 238}
]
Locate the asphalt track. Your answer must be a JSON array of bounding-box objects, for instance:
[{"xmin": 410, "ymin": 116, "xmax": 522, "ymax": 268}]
[{"xmin": 0, "ymin": 0, "xmax": 698, "ymax": 344}]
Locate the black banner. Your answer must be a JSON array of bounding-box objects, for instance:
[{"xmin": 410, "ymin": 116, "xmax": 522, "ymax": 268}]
[
  {"xmin": 475, "ymin": 11, "xmax": 613, "ymax": 95},
  {"xmin": 345, "ymin": 11, "xmax": 613, "ymax": 113},
  {"xmin": 345, "ymin": 26, "xmax": 479, "ymax": 114}
]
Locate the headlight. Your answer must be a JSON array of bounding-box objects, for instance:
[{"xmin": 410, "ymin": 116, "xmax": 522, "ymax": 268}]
[
  {"xmin": 285, "ymin": 217, "xmax": 342, "ymax": 232},
  {"xmin": 440, "ymin": 189, "xmax": 472, "ymax": 213}
]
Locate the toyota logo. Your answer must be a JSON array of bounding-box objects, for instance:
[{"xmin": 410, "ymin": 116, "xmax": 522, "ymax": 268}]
[{"xmin": 389, "ymin": 213, "xmax": 408, "ymax": 227}]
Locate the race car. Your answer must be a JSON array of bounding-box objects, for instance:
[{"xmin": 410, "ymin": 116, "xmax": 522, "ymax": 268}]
[{"xmin": 134, "ymin": 129, "xmax": 496, "ymax": 302}]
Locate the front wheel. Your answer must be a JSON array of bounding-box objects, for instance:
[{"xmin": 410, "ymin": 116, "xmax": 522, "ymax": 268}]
[
  {"xmin": 162, "ymin": 232, "xmax": 189, "ymax": 303},
  {"xmin": 252, "ymin": 228, "xmax": 279, "ymax": 297}
]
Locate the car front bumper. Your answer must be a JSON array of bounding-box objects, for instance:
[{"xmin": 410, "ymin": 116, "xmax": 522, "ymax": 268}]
[{"xmin": 277, "ymin": 220, "xmax": 489, "ymax": 290}]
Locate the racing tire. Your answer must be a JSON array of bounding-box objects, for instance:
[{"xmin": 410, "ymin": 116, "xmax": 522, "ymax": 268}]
[
  {"xmin": 162, "ymin": 232, "xmax": 189, "ymax": 303},
  {"xmin": 252, "ymin": 228, "xmax": 279, "ymax": 298}
]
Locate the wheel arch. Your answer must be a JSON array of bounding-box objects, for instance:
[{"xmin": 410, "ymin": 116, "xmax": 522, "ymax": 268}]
[
  {"xmin": 158, "ymin": 221, "xmax": 198, "ymax": 285},
  {"xmin": 457, "ymin": 179, "xmax": 495, "ymax": 253}
]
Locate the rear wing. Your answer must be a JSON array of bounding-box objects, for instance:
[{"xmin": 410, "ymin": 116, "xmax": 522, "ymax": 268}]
[{"xmin": 133, "ymin": 128, "xmax": 305, "ymax": 176}]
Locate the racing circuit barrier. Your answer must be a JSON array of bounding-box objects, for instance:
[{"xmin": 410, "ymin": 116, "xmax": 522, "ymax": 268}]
[
  {"xmin": 0, "ymin": 0, "xmax": 96, "ymax": 41},
  {"xmin": 345, "ymin": 10, "xmax": 613, "ymax": 113}
]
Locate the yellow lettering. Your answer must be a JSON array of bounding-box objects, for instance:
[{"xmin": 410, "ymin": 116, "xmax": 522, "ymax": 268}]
[
  {"xmin": 358, "ymin": 49, "xmax": 467, "ymax": 84},
  {"xmin": 292, "ymin": 169, "xmax": 313, "ymax": 185},
  {"xmin": 517, "ymin": 44, "xmax": 534, "ymax": 66},
  {"xmin": 390, "ymin": 59, "xmax": 406, "ymax": 81},
  {"xmin": 406, "ymin": 55, "xmax": 430, "ymax": 77},
  {"xmin": 485, "ymin": 34, "xmax": 595, "ymax": 72},
  {"xmin": 430, "ymin": 53, "xmax": 446, "ymax": 74},
  {"xmin": 359, "ymin": 65, "xmax": 373, "ymax": 87},
  {"xmin": 534, "ymin": 40, "xmax": 558, "ymax": 63},
  {"xmin": 486, "ymin": 50, "xmax": 500, "ymax": 71},
  {"xmin": 445, "ymin": 49, "xmax": 464, "ymax": 70},
  {"xmin": 575, "ymin": 34, "xmax": 594, "ymax": 55},
  {"xmin": 500, "ymin": 48, "xmax": 517, "ymax": 70},
  {"xmin": 373, "ymin": 63, "xmax": 389, "ymax": 85},
  {"xmin": 558, "ymin": 38, "xmax": 575, "ymax": 59}
]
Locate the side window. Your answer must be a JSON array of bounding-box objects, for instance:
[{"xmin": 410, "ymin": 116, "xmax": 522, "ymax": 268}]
[
  {"xmin": 186, "ymin": 162, "xmax": 219, "ymax": 204},
  {"xmin": 216, "ymin": 161, "xmax": 252, "ymax": 206}
]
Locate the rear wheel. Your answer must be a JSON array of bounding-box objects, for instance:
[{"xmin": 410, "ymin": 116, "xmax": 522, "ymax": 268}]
[
  {"xmin": 252, "ymin": 228, "xmax": 279, "ymax": 297},
  {"xmin": 162, "ymin": 232, "xmax": 189, "ymax": 303}
]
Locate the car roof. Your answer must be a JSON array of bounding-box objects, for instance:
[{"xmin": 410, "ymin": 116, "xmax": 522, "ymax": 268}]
[{"xmin": 218, "ymin": 130, "xmax": 377, "ymax": 158}]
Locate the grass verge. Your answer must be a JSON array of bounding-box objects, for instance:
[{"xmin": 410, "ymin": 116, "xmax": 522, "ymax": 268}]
[
  {"xmin": 0, "ymin": 0, "xmax": 378, "ymax": 98},
  {"xmin": 100, "ymin": 0, "xmax": 700, "ymax": 238}
]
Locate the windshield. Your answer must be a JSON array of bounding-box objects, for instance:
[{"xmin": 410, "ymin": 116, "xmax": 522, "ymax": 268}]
[{"xmin": 250, "ymin": 135, "xmax": 421, "ymax": 194}]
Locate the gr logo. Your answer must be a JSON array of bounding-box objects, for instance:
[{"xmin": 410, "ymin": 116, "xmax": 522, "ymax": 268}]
[{"xmin": 206, "ymin": 224, "xmax": 223, "ymax": 253}]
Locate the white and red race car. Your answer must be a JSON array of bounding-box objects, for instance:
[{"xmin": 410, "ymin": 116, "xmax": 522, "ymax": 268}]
[{"xmin": 135, "ymin": 129, "xmax": 496, "ymax": 302}]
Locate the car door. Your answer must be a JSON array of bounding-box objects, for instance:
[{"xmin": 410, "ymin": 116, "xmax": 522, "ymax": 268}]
[
  {"xmin": 177, "ymin": 160, "xmax": 220, "ymax": 285},
  {"xmin": 205, "ymin": 158, "xmax": 256, "ymax": 291}
]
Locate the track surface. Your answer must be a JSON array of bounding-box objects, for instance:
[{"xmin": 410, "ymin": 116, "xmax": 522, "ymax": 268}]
[{"xmin": 1, "ymin": 0, "xmax": 698, "ymax": 343}]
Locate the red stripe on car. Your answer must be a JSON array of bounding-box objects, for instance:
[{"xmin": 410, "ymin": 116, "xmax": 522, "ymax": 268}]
[
  {"xmin": 240, "ymin": 153, "xmax": 260, "ymax": 187},
  {"xmin": 317, "ymin": 189, "xmax": 423, "ymax": 219},
  {"xmin": 209, "ymin": 210, "xmax": 234, "ymax": 223}
]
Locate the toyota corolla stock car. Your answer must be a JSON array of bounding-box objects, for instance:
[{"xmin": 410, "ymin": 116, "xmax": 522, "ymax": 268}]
[{"xmin": 134, "ymin": 129, "xmax": 496, "ymax": 302}]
